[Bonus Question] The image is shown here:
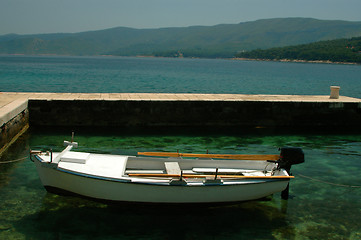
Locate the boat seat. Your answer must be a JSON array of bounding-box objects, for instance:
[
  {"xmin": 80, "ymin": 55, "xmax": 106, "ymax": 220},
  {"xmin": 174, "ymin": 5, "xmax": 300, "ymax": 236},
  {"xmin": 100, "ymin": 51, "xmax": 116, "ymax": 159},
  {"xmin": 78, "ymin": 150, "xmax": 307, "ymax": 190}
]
[
  {"xmin": 60, "ymin": 151, "xmax": 90, "ymax": 164},
  {"xmin": 165, "ymin": 162, "xmax": 181, "ymax": 175}
]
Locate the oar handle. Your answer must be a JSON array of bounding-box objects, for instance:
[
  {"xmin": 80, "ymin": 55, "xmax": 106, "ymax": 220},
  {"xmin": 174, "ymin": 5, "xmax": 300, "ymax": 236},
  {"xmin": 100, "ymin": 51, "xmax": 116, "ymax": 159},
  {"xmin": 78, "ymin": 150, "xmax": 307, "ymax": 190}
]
[{"xmin": 138, "ymin": 152, "xmax": 280, "ymax": 161}]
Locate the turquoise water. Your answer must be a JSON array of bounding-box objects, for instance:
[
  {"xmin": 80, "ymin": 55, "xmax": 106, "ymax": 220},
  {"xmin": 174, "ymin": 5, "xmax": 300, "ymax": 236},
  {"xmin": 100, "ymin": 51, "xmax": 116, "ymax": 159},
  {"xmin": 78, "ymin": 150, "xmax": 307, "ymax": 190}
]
[
  {"xmin": 1, "ymin": 55, "xmax": 361, "ymax": 98},
  {"xmin": 0, "ymin": 128, "xmax": 360, "ymax": 239},
  {"xmin": 0, "ymin": 56, "xmax": 361, "ymax": 239}
]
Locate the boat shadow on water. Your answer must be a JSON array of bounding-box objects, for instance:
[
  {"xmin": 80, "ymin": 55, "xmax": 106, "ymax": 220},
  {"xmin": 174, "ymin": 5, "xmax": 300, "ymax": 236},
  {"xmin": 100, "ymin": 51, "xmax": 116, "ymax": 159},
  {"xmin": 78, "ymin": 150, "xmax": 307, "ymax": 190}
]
[{"xmin": 12, "ymin": 193, "xmax": 295, "ymax": 239}]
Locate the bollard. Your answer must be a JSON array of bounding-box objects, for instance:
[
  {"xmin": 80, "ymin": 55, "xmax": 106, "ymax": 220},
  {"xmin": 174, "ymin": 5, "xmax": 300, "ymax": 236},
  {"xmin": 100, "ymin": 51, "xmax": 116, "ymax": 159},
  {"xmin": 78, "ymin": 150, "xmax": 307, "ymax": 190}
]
[{"xmin": 330, "ymin": 86, "xmax": 340, "ymax": 99}]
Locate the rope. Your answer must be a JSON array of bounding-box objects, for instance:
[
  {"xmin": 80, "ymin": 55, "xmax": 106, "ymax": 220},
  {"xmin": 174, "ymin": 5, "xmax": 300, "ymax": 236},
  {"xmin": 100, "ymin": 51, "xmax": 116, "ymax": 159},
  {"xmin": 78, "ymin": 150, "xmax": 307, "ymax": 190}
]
[
  {"xmin": 297, "ymin": 174, "xmax": 361, "ymax": 188},
  {"xmin": 0, "ymin": 156, "xmax": 28, "ymax": 164}
]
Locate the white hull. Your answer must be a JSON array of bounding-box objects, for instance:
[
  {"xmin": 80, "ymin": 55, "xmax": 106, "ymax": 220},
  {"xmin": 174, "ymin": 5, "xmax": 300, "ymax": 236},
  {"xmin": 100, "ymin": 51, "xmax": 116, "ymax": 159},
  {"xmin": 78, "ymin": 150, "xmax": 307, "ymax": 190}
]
[{"xmin": 33, "ymin": 150, "xmax": 290, "ymax": 204}]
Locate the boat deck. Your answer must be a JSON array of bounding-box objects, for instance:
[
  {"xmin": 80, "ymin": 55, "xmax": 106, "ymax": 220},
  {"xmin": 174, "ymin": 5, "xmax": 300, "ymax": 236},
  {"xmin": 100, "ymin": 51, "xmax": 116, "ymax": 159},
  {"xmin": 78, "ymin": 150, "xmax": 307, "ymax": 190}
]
[
  {"xmin": 51, "ymin": 152, "xmax": 129, "ymax": 179},
  {"xmin": 39, "ymin": 151, "xmax": 285, "ymax": 184}
]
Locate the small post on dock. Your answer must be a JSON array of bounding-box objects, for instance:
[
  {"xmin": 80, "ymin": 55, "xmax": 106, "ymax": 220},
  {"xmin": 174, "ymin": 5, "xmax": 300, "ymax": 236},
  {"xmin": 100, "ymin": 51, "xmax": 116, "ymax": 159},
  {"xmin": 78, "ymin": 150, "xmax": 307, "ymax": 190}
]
[{"xmin": 330, "ymin": 86, "xmax": 340, "ymax": 99}]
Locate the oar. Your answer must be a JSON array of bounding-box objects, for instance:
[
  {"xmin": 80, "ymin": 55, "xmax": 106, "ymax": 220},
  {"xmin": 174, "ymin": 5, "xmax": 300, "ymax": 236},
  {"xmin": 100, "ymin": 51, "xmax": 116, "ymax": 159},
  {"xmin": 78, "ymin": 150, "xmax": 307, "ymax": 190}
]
[
  {"xmin": 128, "ymin": 173, "xmax": 294, "ymax": 179},
  {"xmin": 137, "ymin": 152, "xmax": 279, "ymax": 161}
]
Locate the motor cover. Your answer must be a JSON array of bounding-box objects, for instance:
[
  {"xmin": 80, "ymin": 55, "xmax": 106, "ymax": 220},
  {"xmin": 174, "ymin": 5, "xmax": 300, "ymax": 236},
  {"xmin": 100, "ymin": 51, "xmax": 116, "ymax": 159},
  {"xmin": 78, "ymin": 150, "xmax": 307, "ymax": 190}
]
[{"xmin": 279, "ymin": 147, "xmax": 304, "ymax": 169}]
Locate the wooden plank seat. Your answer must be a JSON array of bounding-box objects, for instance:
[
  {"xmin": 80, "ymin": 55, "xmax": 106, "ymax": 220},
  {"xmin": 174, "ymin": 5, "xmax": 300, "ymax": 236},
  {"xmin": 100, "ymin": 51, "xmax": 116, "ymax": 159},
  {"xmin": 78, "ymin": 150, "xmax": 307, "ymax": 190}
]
[
  {"xmin": 164, "ymin": 162, "xmax": 182, "ymax": 175},
  {"xmin": 164, "ymin": 162, "xmax": 188, "ymax": 185}
]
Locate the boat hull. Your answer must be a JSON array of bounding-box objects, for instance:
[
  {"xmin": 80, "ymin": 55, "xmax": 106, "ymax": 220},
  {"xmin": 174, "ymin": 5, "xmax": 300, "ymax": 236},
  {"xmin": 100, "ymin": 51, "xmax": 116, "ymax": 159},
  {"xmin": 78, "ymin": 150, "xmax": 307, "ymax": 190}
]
[{"xmin": 34, "ymin": 160, "xmax": 289, "ymax": 204}]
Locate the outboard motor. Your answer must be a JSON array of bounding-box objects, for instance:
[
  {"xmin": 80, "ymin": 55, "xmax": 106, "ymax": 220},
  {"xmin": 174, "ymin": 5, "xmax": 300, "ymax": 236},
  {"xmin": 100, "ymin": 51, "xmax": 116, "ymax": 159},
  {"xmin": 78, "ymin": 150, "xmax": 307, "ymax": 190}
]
[
  {"xmin": 279, "ymin": 147, "xmax": 304, "ymax": 173},
  {"xmin": 278, "ymin": 147, "xmax": 305, "ymax": 200}
]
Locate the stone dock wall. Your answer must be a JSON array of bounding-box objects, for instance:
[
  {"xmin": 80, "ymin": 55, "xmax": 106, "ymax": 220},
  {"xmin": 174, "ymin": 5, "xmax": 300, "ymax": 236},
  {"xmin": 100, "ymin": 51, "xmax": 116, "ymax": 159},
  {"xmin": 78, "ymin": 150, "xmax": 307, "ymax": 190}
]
[
  {"xmin": 0, "ymin": 99, "xmax": 29, "ymax": 155},
  {"xmin": 28, "ymin": 99, "xmax": 361, "ymax": 128},
  {"xmin": 1, "ymin": 92, "xmax": 361, "ymax": 153}
]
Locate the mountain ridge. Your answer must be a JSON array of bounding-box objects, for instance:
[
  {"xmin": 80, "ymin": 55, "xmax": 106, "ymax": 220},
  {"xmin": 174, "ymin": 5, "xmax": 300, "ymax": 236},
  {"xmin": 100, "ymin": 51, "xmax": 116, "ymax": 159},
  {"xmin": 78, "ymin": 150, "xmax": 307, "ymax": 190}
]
[{"xmin": 1, "ymin": 18, "xmax": 361, "ymax": 58}]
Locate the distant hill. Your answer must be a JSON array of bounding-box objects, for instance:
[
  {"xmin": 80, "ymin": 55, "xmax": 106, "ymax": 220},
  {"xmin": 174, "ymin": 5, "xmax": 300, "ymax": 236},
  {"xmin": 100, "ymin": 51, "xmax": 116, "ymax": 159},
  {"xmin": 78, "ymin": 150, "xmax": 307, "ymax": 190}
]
[
  {"xmin": 1, "ymin": 18, "xmax": 361, "ymax": 58},
  {"xmin": 235, "ymin": 36, "xmax": 361, "ymax": 63}
]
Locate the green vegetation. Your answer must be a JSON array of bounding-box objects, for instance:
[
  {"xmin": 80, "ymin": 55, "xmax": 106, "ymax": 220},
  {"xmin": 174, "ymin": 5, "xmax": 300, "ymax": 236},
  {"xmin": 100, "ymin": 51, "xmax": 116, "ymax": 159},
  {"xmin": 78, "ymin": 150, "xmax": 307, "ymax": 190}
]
[
  {"xmin": 236, "ymin": 37, "xmax": 361, "ymax": 63},
  {"xmin": 1, "ymin": 18, "xmax": 361, "ymax": 59}
]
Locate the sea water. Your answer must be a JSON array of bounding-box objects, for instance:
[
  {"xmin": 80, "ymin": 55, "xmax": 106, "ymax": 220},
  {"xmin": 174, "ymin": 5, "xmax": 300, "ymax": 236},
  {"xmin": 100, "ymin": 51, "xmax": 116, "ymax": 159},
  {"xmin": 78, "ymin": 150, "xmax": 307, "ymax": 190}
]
[
  {"xmin": 0, "ymin": 56, "xmax": 361, "ymax": 239},
  {"xmin": 0, "ymin": 128, "xmax": 360, "ymax": 239},
  {"xmin": 1, "ymin": 55, "xmax": 361, "ymax": 97}
]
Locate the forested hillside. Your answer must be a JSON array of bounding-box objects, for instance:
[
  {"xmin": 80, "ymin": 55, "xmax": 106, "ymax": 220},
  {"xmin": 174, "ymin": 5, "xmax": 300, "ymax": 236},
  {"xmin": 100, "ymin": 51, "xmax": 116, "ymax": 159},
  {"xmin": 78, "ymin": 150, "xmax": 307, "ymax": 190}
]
[
  {"xmin": 236, "ymin": 37, "xmax": 361, "ymax": 63},
  {"xmin": 1, "ymin": 18, "xmax": 361, "ymax": 58}
]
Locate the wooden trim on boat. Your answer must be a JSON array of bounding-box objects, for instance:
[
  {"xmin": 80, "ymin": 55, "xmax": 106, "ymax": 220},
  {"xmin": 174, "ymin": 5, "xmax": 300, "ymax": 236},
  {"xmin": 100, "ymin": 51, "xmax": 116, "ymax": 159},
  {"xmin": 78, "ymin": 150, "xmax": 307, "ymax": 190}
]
[
  {"xmin": 128, "ymin": 173, "xmax": 294, "ymax": 179},
  {"xmin": 137, "ymin": 152, "xmax": 280, "ymax": 160}
]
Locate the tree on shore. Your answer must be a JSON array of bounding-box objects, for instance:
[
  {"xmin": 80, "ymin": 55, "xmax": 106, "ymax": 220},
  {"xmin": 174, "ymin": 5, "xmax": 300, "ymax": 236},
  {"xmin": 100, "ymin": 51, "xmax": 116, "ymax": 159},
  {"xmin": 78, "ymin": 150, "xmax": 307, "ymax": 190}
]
[{"xmin": 235, "ymin": 37, "xmax": 361, "ymax": 63}]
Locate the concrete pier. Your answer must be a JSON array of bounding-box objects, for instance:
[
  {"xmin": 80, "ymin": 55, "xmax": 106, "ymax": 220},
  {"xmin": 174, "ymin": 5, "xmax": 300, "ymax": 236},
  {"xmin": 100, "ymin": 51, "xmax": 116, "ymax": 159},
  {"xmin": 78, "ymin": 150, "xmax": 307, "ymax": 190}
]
[
  {"xmin": 1, "ymin": 92, "xmax": 361, "ymax": 153},
  {"xmin": 0, "ymin": 95, "xmax": 29, "ymax": 155}
]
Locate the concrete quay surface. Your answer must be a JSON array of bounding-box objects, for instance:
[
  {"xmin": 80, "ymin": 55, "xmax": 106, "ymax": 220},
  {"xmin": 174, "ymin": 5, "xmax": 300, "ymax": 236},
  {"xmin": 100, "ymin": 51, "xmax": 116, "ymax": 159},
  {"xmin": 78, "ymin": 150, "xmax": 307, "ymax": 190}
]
[
  {"xmin": 1, "ymin": 91, "xmax": 361, "ymax": 128},
  {"xmin": 1, "ymin": 91, "xmax": 361, "ymax": 153},
  {"xmin": 1, "ymin": 92, "xmax": 361, "ymax": 103},
  {"xmin": 1, "ymin": 92, "xmax": 361, "ymax": 122}
]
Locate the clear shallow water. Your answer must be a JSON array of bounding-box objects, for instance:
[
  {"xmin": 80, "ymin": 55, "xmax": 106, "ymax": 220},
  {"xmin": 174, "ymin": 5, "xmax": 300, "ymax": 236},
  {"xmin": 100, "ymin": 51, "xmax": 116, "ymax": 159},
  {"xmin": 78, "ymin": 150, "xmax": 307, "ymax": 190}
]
[
  {"xmin": 1, "ymin": 55, "xmax": 361, "ymax": 98},
  {"xmin": 0, "ymin": 128, "xmax": 360, "ymax": 239},
  {"xmin": 0, "ymin": 56, "xmax": 361, "ymax": 239}
]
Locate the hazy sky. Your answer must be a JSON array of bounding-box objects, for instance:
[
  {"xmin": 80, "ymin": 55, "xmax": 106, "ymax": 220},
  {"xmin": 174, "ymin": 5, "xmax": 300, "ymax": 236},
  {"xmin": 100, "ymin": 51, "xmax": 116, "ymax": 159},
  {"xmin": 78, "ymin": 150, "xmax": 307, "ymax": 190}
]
[{"xmin": 1, "ymin": 0, "xmax": 361, "ymax": 35}]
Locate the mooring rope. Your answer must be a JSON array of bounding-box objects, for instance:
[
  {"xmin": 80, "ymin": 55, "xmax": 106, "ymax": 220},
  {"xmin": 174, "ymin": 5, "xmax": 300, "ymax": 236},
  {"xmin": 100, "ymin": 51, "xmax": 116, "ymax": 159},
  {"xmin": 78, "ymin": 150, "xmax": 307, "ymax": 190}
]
[
  {"xmin": 0, "ymin": 156, "xmax": 28, "ymax": 164},
  {"xmin": 297, "ymin": 174, "xmax": 361, "ymax": 188}
]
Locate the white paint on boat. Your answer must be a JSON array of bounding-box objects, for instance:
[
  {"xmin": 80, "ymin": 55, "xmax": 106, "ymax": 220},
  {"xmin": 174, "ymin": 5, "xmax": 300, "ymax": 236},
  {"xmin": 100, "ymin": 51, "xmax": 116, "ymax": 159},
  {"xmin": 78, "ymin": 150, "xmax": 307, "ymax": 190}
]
[{"xmin": 33, "ymin": 148, "xmax": 291, "ymax": 204}]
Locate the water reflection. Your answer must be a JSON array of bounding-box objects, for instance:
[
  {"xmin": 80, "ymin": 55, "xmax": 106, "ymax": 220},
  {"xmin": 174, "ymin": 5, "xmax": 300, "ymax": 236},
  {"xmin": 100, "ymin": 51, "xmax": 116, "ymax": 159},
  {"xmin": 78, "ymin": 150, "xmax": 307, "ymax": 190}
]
[
  {"xmin": 12, "ymin": 193, "xmax": 292, "ymax": 240},
  {"xmin": 0, "ymin": 132, "xmax": 30, "ymax": 188}
]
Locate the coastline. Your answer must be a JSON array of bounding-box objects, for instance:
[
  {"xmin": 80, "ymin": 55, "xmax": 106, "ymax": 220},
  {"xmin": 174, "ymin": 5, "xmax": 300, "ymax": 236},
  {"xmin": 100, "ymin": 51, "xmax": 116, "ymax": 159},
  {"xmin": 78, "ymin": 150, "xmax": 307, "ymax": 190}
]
[
  {"xmin": 1, "ymin": 53, "xmax": 359, "ymax": 65},
  {"xmin": 232, "ymin": 57, "xmax": 359, "ymax": 65}
]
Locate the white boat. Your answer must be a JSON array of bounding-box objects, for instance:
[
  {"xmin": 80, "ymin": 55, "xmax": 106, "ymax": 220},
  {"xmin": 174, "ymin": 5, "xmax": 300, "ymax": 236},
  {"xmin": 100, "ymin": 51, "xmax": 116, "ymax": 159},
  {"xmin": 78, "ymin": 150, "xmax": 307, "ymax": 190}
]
[{"xmin": 31, "ymin": 140, "xmax": 304, "ymax": 204}]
